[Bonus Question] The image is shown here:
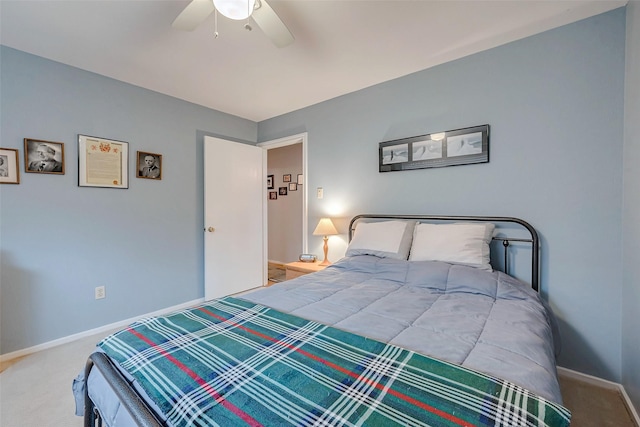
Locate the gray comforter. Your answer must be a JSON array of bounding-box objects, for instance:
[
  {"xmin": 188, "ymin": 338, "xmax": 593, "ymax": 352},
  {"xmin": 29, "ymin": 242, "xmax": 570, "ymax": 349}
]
[{"xmin": 242, "ymin": 255, "xmax": 563, "ymax": 403}]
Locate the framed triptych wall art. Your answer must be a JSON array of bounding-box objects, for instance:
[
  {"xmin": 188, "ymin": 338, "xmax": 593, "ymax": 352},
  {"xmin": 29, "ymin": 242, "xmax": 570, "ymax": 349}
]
[{"xmin": 379, "ymin": 125, "xmax": 489, "ymax": 173}]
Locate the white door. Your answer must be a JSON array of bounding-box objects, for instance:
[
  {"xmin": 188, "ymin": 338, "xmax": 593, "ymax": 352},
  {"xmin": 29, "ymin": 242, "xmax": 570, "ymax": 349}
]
[{"xmin": 204, "ymin": 136, "xmax": 266, "ymax": 300}]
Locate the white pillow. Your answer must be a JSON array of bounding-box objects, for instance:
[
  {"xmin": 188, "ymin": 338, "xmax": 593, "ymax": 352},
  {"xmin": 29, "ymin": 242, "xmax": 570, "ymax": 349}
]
[
  {"xmin": 346, "ymin": 220, "xmax": 416, "ymax": 260},
  {"xmin": 408, "ymin": 222, "xmax": 495, "ymax": 270}
]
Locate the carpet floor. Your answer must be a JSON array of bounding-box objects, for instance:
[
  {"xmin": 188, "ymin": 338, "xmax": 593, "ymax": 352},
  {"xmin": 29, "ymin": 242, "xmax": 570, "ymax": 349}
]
[
  {"xmin": 559, "ymin": 373, "xmax": 638, "ymax": 427},
  {"xmin": 1, "ymin": 328, "xmax": 120, "ymax": 427},
  {"xmin": 268, "ymin": 262, "xmax": 286, "ymax": 283}
]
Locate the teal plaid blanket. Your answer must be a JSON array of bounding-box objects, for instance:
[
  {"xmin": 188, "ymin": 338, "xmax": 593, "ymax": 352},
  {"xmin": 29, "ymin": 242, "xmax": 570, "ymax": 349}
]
[{"xmin": 98, "ymin": 297, "xmax": 570, "ymax": 427}]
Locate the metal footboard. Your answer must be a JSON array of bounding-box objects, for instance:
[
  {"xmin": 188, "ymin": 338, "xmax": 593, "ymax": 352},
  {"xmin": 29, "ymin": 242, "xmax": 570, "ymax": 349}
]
[{"xmin": 84, "ymin": 352, "xmax": 164, "ymax": 427}]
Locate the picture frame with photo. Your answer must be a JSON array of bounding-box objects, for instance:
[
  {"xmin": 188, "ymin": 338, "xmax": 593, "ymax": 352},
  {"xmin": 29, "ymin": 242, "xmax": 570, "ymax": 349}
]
[
  {"xmin": 137, "ymin": 151, "xmax": 162, "ymax": 180},
  {"xmin": 379, "ymin": 125, "xmax": 489, "ymax": 172},
  {"xmin": 267, "ymin": 174, "xmax": 274, "ymax": 189},
  {"xmin": 297, "ymin": 174, "xmax": 303, "ymax": 185},
  {"xmin": 24, "ymin": 138, "xmax": 65, "ymax": 175},
  {"xmin": 288, "ymin": 182, "xmax": 297, "ymax": 191},
  {"xmin": 279, "ymin": 186, "xmax": 288, "ymax": 196},
  {"xmin": 283, "ymin": 174, "xmax": 292, "ymax": 183},
  {"xmin": 0, "ymin": 148, "xmax": 20, "ymax": 184},
  {"xmin": 269, "ymin": 191, "xmax": 277, "ymax": 200}
]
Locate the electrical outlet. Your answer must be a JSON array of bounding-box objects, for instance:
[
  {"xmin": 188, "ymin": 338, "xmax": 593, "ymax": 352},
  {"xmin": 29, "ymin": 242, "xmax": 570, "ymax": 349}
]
[
  {"xmin": 95, "ymin": 286, "xmax": 106, "ymax": 300},
  {"xmin": 317, "ymin": 187, "xmax": 323, "ymax": 199}
]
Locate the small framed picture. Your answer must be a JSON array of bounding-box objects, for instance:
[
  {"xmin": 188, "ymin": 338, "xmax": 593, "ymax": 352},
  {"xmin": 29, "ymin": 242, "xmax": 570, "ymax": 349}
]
[
  {"xmin": 279, "ymin": 186, "xmax": 288, "ymax": 196},
  {"xmin": 0, "ymin": 148, "xmax": 20, "ymax": 184},
  {"xmin": 269, "ymin": 191, "xmax": 277, "ymax": 200},
  {"xmin": 297, "ymin": 174, "xmax": 303, "ymax": 185},
  {"xmin": 288, "ymin": 182, "xmax": 297, "ymax": 191},
  {"xmin": 137, "ymin": 151, "xmax": 162, "ymax": 180},
  {"xmin": 24, "ymin": 139, "xmax": 65, "ymax": 175},
  {"xmin": 267, "ymin": 174, "xmax": 274, "ymax": 189},
  {"xmin": 283, "ymin": 174, "xmax": 292, "ymax": 182}
]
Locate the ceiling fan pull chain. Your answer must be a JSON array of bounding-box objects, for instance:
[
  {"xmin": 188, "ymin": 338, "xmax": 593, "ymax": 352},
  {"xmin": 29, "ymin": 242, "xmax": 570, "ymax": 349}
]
[
  {"xmin": 245, "ymin": 0, "xmax": 252, "ymax": 31},
  {"xmin": 214, "ymin": 8, "xmax": 219, "ymax": 38}
]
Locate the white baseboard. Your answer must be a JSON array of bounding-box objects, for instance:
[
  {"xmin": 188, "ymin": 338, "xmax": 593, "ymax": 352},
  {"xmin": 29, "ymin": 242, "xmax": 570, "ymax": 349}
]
[
  {"xmin": 558, "ymin": 366, "xmax": 640, "ymax": 425},
  {"xmin": 0, "ymin": 298, "xmax": 204, "ymax": 364}
]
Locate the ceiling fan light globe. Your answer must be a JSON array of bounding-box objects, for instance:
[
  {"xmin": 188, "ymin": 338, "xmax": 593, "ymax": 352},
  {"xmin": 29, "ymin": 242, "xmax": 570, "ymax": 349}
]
[{"xmin": 213, "ymin": 0, "xmax": 256, "ymax": 20}]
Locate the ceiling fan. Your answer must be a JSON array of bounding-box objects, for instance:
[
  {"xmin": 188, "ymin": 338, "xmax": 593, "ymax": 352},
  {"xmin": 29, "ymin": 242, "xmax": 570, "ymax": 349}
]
[{"xmin": 172, "ymin": 0, "xmax": 294, "ymax": 48}]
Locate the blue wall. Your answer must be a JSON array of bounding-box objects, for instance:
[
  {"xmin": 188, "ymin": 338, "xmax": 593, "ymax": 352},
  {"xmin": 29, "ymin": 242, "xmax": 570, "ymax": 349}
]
[
  {"xmin": 258, "ymin": 9, "xmax": 627, "ymax": 382},
  {"xmin": 0, "ymin": 46, "xmax": 257, "ymax": 354},
  {"xmin": 623, "ymin": 1, "xmax": 640, "ymax": 411}
]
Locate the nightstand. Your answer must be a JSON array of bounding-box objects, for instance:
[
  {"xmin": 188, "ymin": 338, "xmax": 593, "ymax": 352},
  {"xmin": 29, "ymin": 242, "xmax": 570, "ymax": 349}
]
[{"xmin": 284, "ymin": 261, "xmax": 327, "ymax": 280}]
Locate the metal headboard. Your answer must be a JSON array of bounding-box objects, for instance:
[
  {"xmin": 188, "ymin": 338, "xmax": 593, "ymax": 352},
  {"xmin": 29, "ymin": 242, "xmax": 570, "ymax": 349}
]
[{"xmin": 348, "ymin": 214, "xmax": 540, "ymax": 292}]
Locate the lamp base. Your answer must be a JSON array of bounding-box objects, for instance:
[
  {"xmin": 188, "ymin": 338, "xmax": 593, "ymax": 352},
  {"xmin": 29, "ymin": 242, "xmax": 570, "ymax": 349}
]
[{"xmin": 319, "ymin": 235, "xmax": 331, "ymax": 266}]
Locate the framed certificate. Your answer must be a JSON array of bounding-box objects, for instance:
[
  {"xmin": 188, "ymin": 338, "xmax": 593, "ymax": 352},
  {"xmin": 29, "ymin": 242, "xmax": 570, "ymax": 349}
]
[{"xmin": 78, "ymin": 135, "xmax": 129, "ymax": 189}]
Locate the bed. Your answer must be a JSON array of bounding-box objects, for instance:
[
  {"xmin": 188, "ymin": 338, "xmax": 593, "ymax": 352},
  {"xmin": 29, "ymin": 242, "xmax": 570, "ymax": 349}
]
[{"xmin": 74, "ymin": 214, "xmax": 570, "ymax": 427}]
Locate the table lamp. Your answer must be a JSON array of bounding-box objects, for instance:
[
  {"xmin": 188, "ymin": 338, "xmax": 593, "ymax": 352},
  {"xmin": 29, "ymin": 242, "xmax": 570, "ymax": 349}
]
[{"xmin": 313, "ymin": 218, "xmax": 338, "ymax": 266}]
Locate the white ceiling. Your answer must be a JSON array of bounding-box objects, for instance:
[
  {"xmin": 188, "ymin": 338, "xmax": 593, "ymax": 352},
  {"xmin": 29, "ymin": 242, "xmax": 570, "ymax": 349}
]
[{"xmin": 0, "ymin": 0, "xmax": 627, "ymax": 122}]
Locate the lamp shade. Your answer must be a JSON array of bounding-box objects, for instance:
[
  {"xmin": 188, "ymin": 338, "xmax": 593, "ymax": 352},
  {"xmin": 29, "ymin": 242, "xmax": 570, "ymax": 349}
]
[
  {"xmin": 313, "ymin": 218, "xmax": 338, "ymax": 236},
  {"xmin": 213, "ymin": 0, "xmax": 256, "ymax": 20}
]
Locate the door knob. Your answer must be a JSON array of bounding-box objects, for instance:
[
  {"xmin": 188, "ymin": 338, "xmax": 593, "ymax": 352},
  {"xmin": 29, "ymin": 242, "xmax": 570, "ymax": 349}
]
[{"xmin": 207, "ymin": 227, "xmax": 215, "ymax": 232}]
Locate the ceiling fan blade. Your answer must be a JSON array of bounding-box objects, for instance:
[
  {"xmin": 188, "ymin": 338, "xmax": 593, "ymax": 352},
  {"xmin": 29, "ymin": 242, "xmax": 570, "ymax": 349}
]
[
  {"xmin": 251, "ymin": 0, "xmax": 294, "ymax": 48},
  {"xmin": 172, "ymin": 0, "xmax": 215, "ymax": 31}
]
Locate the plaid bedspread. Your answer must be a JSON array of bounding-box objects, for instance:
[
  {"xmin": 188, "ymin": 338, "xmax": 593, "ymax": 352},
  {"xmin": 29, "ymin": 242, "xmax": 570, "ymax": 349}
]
[{"xmin": 98, "ymin": 297, "xmax": 570, "ymax": 427}]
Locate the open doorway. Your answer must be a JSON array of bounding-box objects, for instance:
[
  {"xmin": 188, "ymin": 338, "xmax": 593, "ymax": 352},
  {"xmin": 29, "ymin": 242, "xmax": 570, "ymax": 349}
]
[{"xmin": 258, "ymin": 133, "xmax": 308, "ymax": 284}]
